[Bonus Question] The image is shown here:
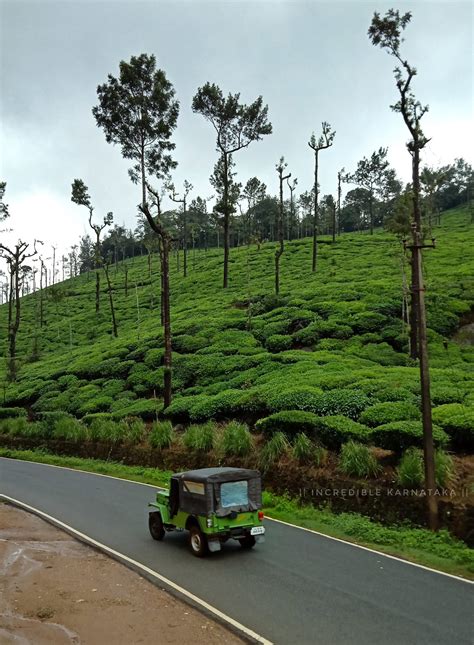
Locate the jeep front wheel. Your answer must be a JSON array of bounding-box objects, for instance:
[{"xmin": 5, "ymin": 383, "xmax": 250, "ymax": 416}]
[
  {"xmin": 149, "ymin": 512, "xmax": 165, "ymax": 541},
  {"xmin": 188, "ymin": 525, "xmax": 208, "ymax": 557}
]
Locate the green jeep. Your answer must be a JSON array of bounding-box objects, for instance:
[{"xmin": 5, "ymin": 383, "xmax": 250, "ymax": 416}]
[{"xmin": 148, "ymin": 467, "xmax": 265, "ymax": 557}]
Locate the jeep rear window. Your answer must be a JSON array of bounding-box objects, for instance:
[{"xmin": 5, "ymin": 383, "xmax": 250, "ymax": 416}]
[{"xmin": 220, "ymin": 480, "xmax": 248, "ymax": 508}]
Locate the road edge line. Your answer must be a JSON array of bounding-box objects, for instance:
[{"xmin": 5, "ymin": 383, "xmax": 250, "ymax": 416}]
[
  {"xmin": 0, "ymin": 493, "xmax": 273, "ymax": 645},
  {"xmin": 2, "ymin": 456, "xmax": 472, "ymax": 584}
]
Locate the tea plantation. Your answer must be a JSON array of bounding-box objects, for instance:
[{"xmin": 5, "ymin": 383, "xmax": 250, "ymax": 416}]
[{"xmin": 1, "ymin": 206, "xmax": 473, "ymax": 461}]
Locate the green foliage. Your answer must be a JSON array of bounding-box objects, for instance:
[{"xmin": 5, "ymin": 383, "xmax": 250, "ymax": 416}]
[
  {"xmin": 52, "ymin": 417, "xmax": 87, "ymax": 442},
  {"xmin": 292, "ymin": 433, "xmax": 314, "ymax": 463},
  {"xmin": 434, "ymin": 449, "xmax": 456, "ymax": 487},
  {"xmin": 0, "ymin": 407, "xmax": 27, "ymax": 419},
  {"xmin": 266, "ymin": 387, "xmax": 324, "ymax": 413},
  {"xmin": 183, "ymin": 422, "xmax": 215, "ymax": 452},
  {"xmin": 122, "ymin": 417, "xmax": 146, "ymax": 444},
  {"xmin": 150, "ymin": 420, "xmax": 174, "ymax": 449},
  {"xmin": 359, "ymin": 402, "xmax": 420, "ymax": 427},
  {"xmin": 370, "ymin": 421, "xmax": 449, "ymax": 452},
  {"xmin": 112, "ymin": 398, "xmax": 162, "ymax": 420},
  {"xmin": 339, "ymin": 441, "xmax": 381, "ymax": 478},
  {"xmin": 312, "ymin": 416, "xmax": 371, "ymax": 450},
  {"xmin": 255, "ymin": 410, "xmax": 320, "ymax": 438},
  {"xmin": 259, "ymin": 432, "xmax": 289, "ymax": 471},
  {"xmin": 0, "ymin": 417, "xmax": 30, "ymax": 437},
  {"xmin": 220, "ymin": 421, "xmax": 252, "ymax": 456},
  {"xmin": 432, "ymin": 404, "xmax": 474, "ymax": 451},
  {"xmin": 396, "ymin": 448, "xmax": 424, "ymax": 487},
  {"xmin": 265, "ymin": 334, "xmax": 293, "ymax": 352}
]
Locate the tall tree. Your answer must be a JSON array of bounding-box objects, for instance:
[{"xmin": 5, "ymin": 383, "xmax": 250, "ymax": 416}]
[
  {"xmin": 0, "ymin": 240, "xmax": 38, "ymax": 381},
  {"xmin": 71, "ymin": 179, "xmax": 113, "ymax": 313},
  {"xmin": 286, "ymin": 177, "xmax": 298, "ymax": 240},
  {"xmin": 369, "ymin": 8, "xmax": 438, "ymax": 530},
  {"xmin": 308, "ymin": 122, "xmax": 335, "ymax": 271},
  {"xmin": 192, "ymin": 83, "xmax": 272, "ymax": 287},
  {"xmin": 275, "ymin": 157, "xmax": 291, "ymax": 295},
  {"xmin": 242, "ymin": 177, "xmax": 266, "ymax": 245},
  {"xmin": 93, "ymin": 54, "xmax": 179, "ymax": 408},
  {"xmin": 348, "ymin": 148, "xmax": 393, "ymax": 235}
]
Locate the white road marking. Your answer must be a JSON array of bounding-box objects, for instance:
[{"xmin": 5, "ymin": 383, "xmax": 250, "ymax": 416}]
[
  {"xmin": 0, "ymin": 493, "xmax": 272, "ymax": 645},
  {"xmin": 1, "ymin": 456, "xmax": 472, "ymax": 584}
]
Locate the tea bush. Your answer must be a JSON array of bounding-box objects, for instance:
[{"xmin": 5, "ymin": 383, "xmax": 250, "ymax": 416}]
[
  {"xmin": 431, "ymin": 404, "xmax": 474, "ymax": 451},
  {"xmin": 370, "ymin": 421, "xmax": 449, "ymax": 453},
  {"xmin": 0, "ymin": 407, "xmax": 27, "ymax": 419},
  {"xmin": 312, "ymin": 416, "xmax": 371, "ymax": 450},
  {"xmin": 359, "ymin": 402, "xmax": 420, "ymax": 427},
  {"xmin": 255, "ymin": 410, "xmax": 320, "ymax": 438},
  {"xmin": 266, "ymin": 334, "xmax": 293, "ymax": 353}
]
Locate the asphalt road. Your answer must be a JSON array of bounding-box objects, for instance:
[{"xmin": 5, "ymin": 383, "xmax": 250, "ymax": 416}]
[{"xmin": 1, "ymin": 458, "xmax": 472, "ymax": 645}]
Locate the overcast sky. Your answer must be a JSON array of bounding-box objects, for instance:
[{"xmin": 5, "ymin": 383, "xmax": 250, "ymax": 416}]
[{"xmin": 1, "ymin": 0, "xmax": 472, "ymax": 268}]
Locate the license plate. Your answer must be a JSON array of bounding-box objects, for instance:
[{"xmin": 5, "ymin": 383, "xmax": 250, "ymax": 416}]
[{"xmin": 250, "ymin": 526, "xmax": 265, "ymax": 536}]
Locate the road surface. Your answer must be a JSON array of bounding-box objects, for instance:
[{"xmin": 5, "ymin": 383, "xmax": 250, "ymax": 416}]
[{"xmin": 1, "ymin": 458, "xmax": 472, "ymax": 644}]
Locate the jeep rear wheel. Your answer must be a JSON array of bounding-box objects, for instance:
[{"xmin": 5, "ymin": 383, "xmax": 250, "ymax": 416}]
[
  {"xmin": 188, "ymin": 525, "xmax": 208, "ymax": 557},
  {"xmin": 149, "ymin": 512, "xmax": 165, "ymax": 541},
  {"xmin": 239, "ymin": 535, "xmax": 256, "ymax": 549}
]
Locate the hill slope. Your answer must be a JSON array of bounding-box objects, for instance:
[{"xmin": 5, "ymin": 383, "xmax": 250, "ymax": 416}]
[{"xmin": 1, "ymin": 207, "xmax": 473, "ymax": 431}]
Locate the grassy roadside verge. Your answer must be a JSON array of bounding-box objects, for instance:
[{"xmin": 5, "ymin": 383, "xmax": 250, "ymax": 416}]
[{"xmin": 1, "ymin": 448, "xmax": 472, "ymax": 580}]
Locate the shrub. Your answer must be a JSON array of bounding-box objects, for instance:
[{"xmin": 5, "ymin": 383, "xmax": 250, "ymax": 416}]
[
  {"xmin": 255, "ymin": 410, "xmax": 320, "ymax": 438},
  {"xmin": 0, "ymin": 407, "xmax": 27, "ymax": 419},
  {"xmin": 432, "ymin": 404, "xmax": 474, "ymax": 451},
  {"xmin": 79, "ymin": 395, "xmax": 114, "ymax": 416},
  {"xmin": 266, "ymin": 334, "xmax": 292, "ymax": 353},
  {"xmin": 316, "ymin": 390, "xmax": 370, "ymax": 419},
  {"xmin": 112, "ymin": 398, "xmax": 162, "ymax": 420},
  {"xmin": 396, "ymin": 448, "xmax": 424, "ymax": 487},
  {"xmin": 150, "ymin": 420, "xmax": 174, "ymax": 449},
  {"xmin": 183, "ymin": 422, "xmax": 215, "ymax": 452},
  {"xmin": 435, "ymin": 450, "xmax": 456, "ymax": 487},
  {"xmin": 372, "ymin": 386, "xmax": 418, "ymax": 404},
  {"xmin": 339, "ymin": 441, "xmax": 381, "ymax": 478},
  {"xmin": 88, "ymin": 419, "xmax": 124, "ymax": 443},
  {"xmin": 52, "ymin": 417, "xmax": 87, "ymax": 442},
  {"xmin": 370, "ymin": 421, "xmax": 449, "ymax": 453},
  {"xmin": 221, "ymin": 421, "xmax": 252, "ymax": 456},
  {"xmin": 359, "ymin": 402, "xmax": 420, "ymax": 427},
  {"xmin": 292, "ymin": 433, "xmax": 314, "ymax": 463},
  {"xmin": 0, "ymin": 417, "xmax": 30, "ymax": 437},
  {"xmin": 267, "ymin": 387, "xmax": 324, "ymax": 413},
  {"xmin": 259, "ymin": 432, "xmax": 289, "ymax": 471},
  {"xmin": 122, "ymin": 417, "xmax": 146, "ymax": 444},
  {"xmin": 431, "ymin": 384, "xmax": 466, "ymax": 406},
  {"xmin": 312, "ymin": 416, "xmax": 371, "ymax": 450},
  {"xmin": 82, "ymin": 412, "xmax": 113, "ymax": 425},
  {"xmin": 313, "ymin": 444, "xmax": 328, "ymax": 467}
]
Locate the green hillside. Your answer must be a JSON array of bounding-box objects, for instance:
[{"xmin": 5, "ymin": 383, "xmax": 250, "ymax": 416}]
[{"xmin": 1, "ymin": 206, "xmax": 473, "ymax": 437}]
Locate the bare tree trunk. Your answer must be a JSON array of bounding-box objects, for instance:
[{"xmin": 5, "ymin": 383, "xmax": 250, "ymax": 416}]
[
  {"xmin": 223, "ymin": 153, "xmax": 230, "ymax": 288},
  {"xmin": 312, "ymin": 151, "xmax": 319, "ymax": 272},
  {"xmin": 103, "ymin": 263, "xmax": 118, "ymax": 338},
  {"xmin": 161, "ymin": 238, "xmax": 172, "ymax": 408}
]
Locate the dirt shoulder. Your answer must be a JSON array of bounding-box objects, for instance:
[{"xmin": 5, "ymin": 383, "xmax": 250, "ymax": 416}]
[{"xmin": 0, "ymin": 503, "xmax": 244, "ymax": 645}]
